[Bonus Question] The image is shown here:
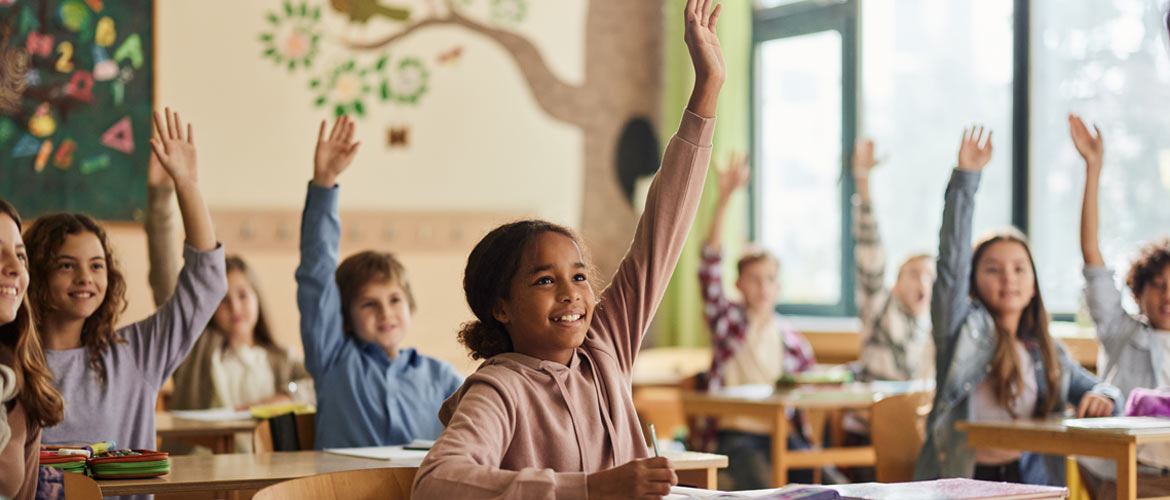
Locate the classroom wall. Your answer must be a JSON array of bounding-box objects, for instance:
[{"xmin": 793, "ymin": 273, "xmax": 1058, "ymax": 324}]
[{"xmin": 109, "ymin": 0, "xmax": 607, "ymax": 375}]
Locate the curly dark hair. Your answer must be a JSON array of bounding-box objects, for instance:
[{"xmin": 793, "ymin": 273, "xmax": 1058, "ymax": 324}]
[
  {"xmin": 1127, "ymin": 238, "xmax": 1170, "ymax": 299},
  {"xmin": 458, "ymin": 220, "xmax": 583, "ymax": 360},
  {"xmin": 24, "ymin": 213, "xmax": 128, "ymax": 386}
]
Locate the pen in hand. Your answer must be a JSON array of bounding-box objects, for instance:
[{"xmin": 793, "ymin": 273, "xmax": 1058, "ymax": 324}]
[{"xmin": 649, "ymin": 423, "xmax": 661, "ymax": 457}]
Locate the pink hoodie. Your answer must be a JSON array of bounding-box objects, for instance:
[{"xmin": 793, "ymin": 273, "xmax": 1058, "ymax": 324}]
[{"xmin": 411, "ymin": 110, "xmax": 715, "ymax": 500}]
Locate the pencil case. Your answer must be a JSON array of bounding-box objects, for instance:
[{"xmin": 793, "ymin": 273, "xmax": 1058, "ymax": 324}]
[
  {"xmin": 87, "ymin": 449, "xmax": 170, "ymax": 479},
  {"xmin": 39, "ymin": 451, "xmax": 89, "ymax": 475}
]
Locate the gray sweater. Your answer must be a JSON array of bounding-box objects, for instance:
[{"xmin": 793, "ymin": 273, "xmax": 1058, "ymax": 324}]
[{"xmin": 42, "ymin": 244, "xmax": 226, "ymax": 451}]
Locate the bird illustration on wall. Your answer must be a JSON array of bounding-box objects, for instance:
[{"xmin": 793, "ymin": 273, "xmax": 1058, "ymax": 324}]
[{"xmin": 329, "ymin": 0, "xmax": 410, "ymax": 23}]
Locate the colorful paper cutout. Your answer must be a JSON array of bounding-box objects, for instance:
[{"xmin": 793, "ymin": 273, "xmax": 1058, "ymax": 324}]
[
  {"xmin": 84, "ymin": 0, "xmax": 104, "ymax": 12},
  {"xmin": 24, "ymin": 69, "xmax": 41, "ymax": 86},
  {"xmin": 65, "ymin": 70, "xmax": 95, "ymax": 102},
  {"xmin": 59, "ymin": 0, "xmax": 91, "ymax": 33},
  {"xmin": 28, "ymin": 104, "xmax": 56, "ymax": 138},
  {"xmin": 56, "ymin": 41, "xmax": 75, "ymax": 72},
  {"xmin": 111, "ymin": 79, "xmax": 124, "ymax": 105},
  {"xmin": 12, "ymin": 135, "xmax": 40, "ymax": 158},
  {"xmin": 34, "ymin": 140, "xmax": 53, "ymax": 172},
  {"xmin": 19, "ymin": 7, "xmax": 40, "ymax": 37},
  {"xmin": 95, "ymin": 16, "xmax": 115, "ymax": 46},
  {"xmin": 53, "ymin": 139, "xmax": 77, "ymax": 169},
  {"xmin": 80, "ymin": 154, "xmax": 110, "ymax": 174},
  {"xmin": 0, "ymin": 119, "xmax": 16, "ymax": 145},
  {"xmin": 26, "ymin": 32, "xmax": 54, "ymax": 57},
  {"xmin": 113, "ymin": 33, "xmax": 143, "ymax": 68},
  {"xmin": 93, "ymin": 46, "xmax": 117, "ymax": 81},
  {"xmin": 100, "ymin": 116, "xmax": 133, "ymax": 154}
]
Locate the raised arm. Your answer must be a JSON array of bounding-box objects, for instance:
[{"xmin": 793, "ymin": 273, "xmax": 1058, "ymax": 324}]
[
  {"xmin": 1072, "ymin": 114, "xmax": 1105, "ymax": 268},
  {"xmin": 589, "ymin": 0, "xmax": 722, "ymax": 374},
  {"xmin": 702, "ymin": 152, "xmax": 749, "ymax": 252},
  {"xmin": 131, "ymin": 109, "xmax": 227, "ymax": 383},
  {"xmin": 296, "ymin": 116, "xmax": 361, "ymax": 376},
  {"xmin": 933, "ymin": 127, "xmax": 992, "ymax": 348},
  {"xmin": 851, "ymin": 139, "xmax": 887, "ymax": 317},
  {"xmin": 145, "ymin": 152, "xmax": 180, "ymax": 307},
  {"xmin": 150, "ymin": 108, "xmax": 216, "ymax": 252}
]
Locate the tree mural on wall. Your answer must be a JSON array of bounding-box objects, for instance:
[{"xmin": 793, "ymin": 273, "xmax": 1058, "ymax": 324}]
[{"xmin": 259, "ymin": 0, "xmax": 664, "ymax": 280}]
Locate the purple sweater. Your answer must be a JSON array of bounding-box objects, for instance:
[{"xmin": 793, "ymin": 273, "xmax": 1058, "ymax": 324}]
[{"xmin": 42, "ymin": 244, "xmax": 226, "ymax": 451}]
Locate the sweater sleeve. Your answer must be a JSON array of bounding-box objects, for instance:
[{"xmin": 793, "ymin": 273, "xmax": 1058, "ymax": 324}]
[
  {"xmin": 411, "ymin": 383, "xmax": 588, "ymax": 500},
  {"xmin": 932, "ymin": 169, "xmax": 979, "ymax": 354},
  {"xmin": 295, "ymin": 183, "xmax": 348, "ymax": 378},
  {"xmin": 145, "ymin": 185, "xmax": 182, "ymax": 308},
  {"xmin": 1083, "ymin": 266, "xmax": 1146, "ymax": 359},
  {"xmin": 853, "ymin": 194, "xmax": 888, "ymax": 321},
  {"xmin": 588, "ymin": 110, "xmax": 715, "ymax": 376},
  {"xmin": 123, "ymin": 244, "xmax": 228, "ymax": 388}
]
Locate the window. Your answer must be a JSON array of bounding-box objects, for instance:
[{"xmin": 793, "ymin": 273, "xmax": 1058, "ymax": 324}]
[
  {"xmin": 1029, "ymin": 0, "xmax": 1170, "ymax": 314},
  {"xmin": 859, "ymin": 0, "xmax": 1016, "ymax": 287},
  {"xmin": 752, "ymin": 1, "xmax": 857, "ymax": 315}
]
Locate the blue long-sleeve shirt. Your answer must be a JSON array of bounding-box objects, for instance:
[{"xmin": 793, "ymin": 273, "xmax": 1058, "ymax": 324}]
[{"xmin": 296, "ymin": 183, "xmax": 463, "ymax": 449}]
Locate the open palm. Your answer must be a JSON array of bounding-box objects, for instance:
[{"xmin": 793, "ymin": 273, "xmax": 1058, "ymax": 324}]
[
  {"xmin": 716, "ymin": 151, "xmax": 749, "ymax": 200},
  {"xmin": 1068, "ymin": 114, "xmax": 1103, "ymax": 167},
  {"xmin": 313, "ymin": 115, "xmax": 361, "ymax": 187},
  {"xmin": 957, "ymin": 126, "xmax": 993, "ymax": 172},
  {"xmin": 684, "ymin": 0, "xmax": 725, "ymax": 85},
  {"xmin": 150, "ymin": 108, "xmax": 198, "ymax": 186}
]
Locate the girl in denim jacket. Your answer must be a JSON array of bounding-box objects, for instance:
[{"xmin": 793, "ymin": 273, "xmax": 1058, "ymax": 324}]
[{"xmin": 914, "ymin": 127, "xmax": 1121, "ymax": 485}]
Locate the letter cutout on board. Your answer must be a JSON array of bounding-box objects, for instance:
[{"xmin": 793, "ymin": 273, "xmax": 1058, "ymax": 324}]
[
  {"xmin": 53, "ymin": 139, "xmax": 76, "ymax": 169},
  {"xmin": 113, "ymin": 33, "xmax": 143, "ymax": 68},
  {"xmin": 65, "ymin": 71, "xmax": 94, "ymax": 102},
  {"xmin": 34, "ymin": 140, "xmax": 52, "ymax": 172},
  {"xmin": 100, "ymin": 117, "xmax": 134, "ymax": 154},
  {"xmin": 95, "ymin": 16, "xmax": 115, "ymax": 46},
  {"xmin": 80, "ymin": 154, "xmax": 110, "ymax": 174},
  {"xmin": 12, "ymin": 135, "xmax": 40, "ymax": 158},
  {"xmin": 25, "ymin": 32, "xmax": 53, "ymax": 57}
]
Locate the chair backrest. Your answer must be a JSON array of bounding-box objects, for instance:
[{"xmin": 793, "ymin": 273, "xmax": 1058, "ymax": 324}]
[
  {"xmin": 63, "ymin": 471, "xmax": 103, "ymax": 500},
  {"xmin": 253, "ymin": 412, "xmax": 316, "ymax": 453},
  {"xmin": 253, "ymin": 467, "xmax": 417, "ymax": 500},
  {"xmin": 871, "ymin": 391, "xmax": 933, "ymax": 483}
]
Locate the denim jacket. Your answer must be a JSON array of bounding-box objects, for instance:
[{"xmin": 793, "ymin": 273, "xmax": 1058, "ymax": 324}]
[{"xmin": 913, "ymin": 169, "xmax": 1122, "ymax": 485}]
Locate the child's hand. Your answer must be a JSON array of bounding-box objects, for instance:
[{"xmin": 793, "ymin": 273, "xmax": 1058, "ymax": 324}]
[
  {"xmin": 852, "ymin": 139, "xmax": 878, "ymax": 181},
  {"xmin": 586, "ymin": 457, "xmax": 677, "ymax": 500},
  {"xmin": 715, "ymin": 151, "xmax": 749, "ymax": 201},
  {"xmin": 957, "ymin": 126, "xmax": 993, "ymax": 172},
  {"xmin": 683, "ymin": 0, "xmax": 724, "ymax": 117},
  {"xmin": 147, "ymin": 148, "xmax": 173, "ymax": 190},
  {"xmin": 1076, "ymin": 393, "xmax": 1115, "ymax": 418},
  {"xmin": 1068, "ymin": 114, "xmax": 1103, "ymax": 172},
  {"xmin": 312, "ymin": 115, "xmax": 361, "ymax": 187},
  {"xmin": 149, "ymin": 108, "xmax": 198, "ymax": 188}
]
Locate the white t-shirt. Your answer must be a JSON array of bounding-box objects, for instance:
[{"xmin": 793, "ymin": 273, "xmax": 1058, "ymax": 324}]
[{"xmin": 210, "ymin": 344, "xmax": 276, "ymax": 452}]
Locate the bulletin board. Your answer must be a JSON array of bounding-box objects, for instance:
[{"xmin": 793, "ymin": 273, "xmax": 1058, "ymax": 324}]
[{"xmin": 0, "ymin": 0, "xmax": 152, "ymax": 221}]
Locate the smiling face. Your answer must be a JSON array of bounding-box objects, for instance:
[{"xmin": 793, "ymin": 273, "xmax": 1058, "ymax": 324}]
[
  {"xmin": 213, "ymin": 270, "xmax": 261, "ymax": 344},
  {"xmin": 735, "ymin": 257, "xmax": 780, "ymax": 314},
  {"xmin": 347, "ymin": 278, "xmax": 413, "ymax": 357},
  {"xmin": 0, "ymin": 213, "xmax": 28, "ymax": 325},
  {"xmin": 493, "ymin": 231, "xmax": 595, "ymax": 364},
  {"xmin": 1137, "ymin": 264, "xmax": 1170, "ymax": 331},
  {"xmin": 973, "ymin": 240, "xmax": 1036, "ymax": 319},
  {"xmin": 45, "ymin": 231, "xmax": 108, "ymax": 322}
]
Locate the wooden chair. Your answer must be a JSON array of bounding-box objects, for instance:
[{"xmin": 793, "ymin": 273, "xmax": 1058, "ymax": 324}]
[
  {"xmin": 63, "ymin": 471, "xmax": 103, "ymax": 500},
  {"xmin": 870, "ymin": 391, "xmax": 933, "ymax": 483},
  {"xmin": 252, "ymin": 467, "xmax": 417, "ymax": 500},
  {"xmin": 253, "ymin": 412, "xmax": 316, "ymax": 453}
]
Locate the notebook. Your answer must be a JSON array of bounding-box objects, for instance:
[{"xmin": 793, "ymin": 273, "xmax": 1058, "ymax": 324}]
[
  {"xmin": 667, "ymin": 485, "xmax": 840, "ymax": 499},
  {"xmin": 827, "ymin": 479, "xmax": 1068, "ymax": 500},
  {"xmin": 1063, "ymin": 416, "xmax": 1170, "ymax": 430},
  {"xmin": 323, "ymin": 445, "xmax": 430, "ymax": 465}
]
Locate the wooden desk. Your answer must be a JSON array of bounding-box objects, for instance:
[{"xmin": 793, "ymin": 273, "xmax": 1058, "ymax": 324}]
[
  {"xmin": 155, "ymin": 412, "xmax": 258, "ymax": 454},
  {"xmin": 97, "ymin": 449, "xmax": 729, "ymax": 496},
  {"xmin": 959, "ymin": 419, "xmax": 1170, "ymax": 500},
  {"xmin": 681, "ymin": 381, "xmax": 932, "ymax": 488}
]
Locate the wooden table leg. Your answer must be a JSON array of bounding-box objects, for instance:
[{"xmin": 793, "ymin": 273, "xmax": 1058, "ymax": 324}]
[
  {"xmin": 772, "ymin": 406, "xmax": 789, "ymax": 488},
  {"xmin": 1116, "ymin": 443, "xmax": 1137, "ymax": 500},
  {"xmin": 676, "ymin": 467, "xmax": 717, "ymax": 489}
]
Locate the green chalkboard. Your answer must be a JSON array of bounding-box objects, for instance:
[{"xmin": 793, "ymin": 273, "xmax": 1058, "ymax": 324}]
[{"xmin": 0, "ymin": 0, "xmax": 152, "ymax": 222}]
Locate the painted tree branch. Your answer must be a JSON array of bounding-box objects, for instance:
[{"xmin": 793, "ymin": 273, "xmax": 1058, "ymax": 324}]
[{"xmin": 340, "ymin": 7, "xmax": 588, "ymax": 125}]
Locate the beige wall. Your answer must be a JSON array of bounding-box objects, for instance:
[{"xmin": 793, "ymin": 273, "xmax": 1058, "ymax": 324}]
[{"xmin": 104, "ymin": 0, "xmax": 594, "ymax": 375}]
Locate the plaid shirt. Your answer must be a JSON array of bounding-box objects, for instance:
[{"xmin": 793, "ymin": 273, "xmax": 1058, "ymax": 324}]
[{"xmin": 698, "ymin": 246, "xmax": 815, "ymax": 391}]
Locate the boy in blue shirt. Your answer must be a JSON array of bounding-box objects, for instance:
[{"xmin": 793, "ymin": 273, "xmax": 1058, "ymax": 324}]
[{"xmin": 296, "ymin": 115, "xmax": 463, "ymax": 448}]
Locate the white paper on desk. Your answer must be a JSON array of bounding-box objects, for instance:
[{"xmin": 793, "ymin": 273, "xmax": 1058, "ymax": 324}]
[
  {"xmin": 667, "ymin": 485, "xmax": 834, "ymax": 499},
  {"xmin": 1064, "ymin": 416, "xmax": 1170, "ymax": 429},
  {"xmin": 169, "ymin": 408, "xmax": 253, "ymax": 421},
  {"xmin": 324, "ymin": 446, "xmax": 430, "ymax": 465}
]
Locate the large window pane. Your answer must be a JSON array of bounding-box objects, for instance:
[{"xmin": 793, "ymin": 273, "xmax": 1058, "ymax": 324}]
[
  {"xmin": 756, "ymin": 30, "xmax": 843, "ymax": 306},
  {"xmin": 860, "ymin": 0, "xmax": 1015, "ymax": 285},
  {"xmin": 1030, "ymin": 0, "xmax": 1170, "ymax": 315}
]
